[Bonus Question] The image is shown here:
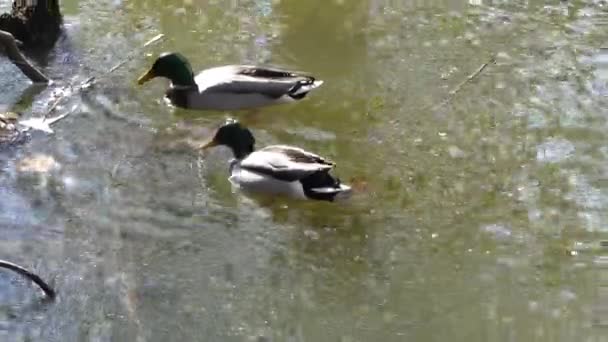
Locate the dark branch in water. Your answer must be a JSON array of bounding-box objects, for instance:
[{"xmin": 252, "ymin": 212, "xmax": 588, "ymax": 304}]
[
  {"xmin": 0, "ymin": 259, "xmax": 56, "ymax": 300},
  {"xmin": 0, "ymin": 30, "xmax": 49, "ymax": 82}
]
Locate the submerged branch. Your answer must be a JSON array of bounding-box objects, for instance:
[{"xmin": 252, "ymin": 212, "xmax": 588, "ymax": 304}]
[
  {"xmin": 0, "ymin": 259, "xmax": 56, "ymax": 300},
  {"xmin": 0, "ymin": 29, "xmax": 49, "ymax": 83},
  {"xmin": 448, "ymin": 56, "xmax": 496, "ymax": 97},
  {"xmin": 431, "ymin": 55, "xmax": 496, "ymax": 112},
  {"xmin": 42, "ymin": 34, "xmax": 164, "ymax": 121}
]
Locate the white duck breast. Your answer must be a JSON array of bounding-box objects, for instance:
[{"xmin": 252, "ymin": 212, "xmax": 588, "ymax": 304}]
[{"xmin": 228, "ymin": 162, "xmax": 307, "ymax": 199}]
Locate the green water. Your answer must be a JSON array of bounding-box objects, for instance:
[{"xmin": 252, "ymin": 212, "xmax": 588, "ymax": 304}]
[{"xmin": 1, "ymin": 0, "xmax": 608, "ymax": 341}]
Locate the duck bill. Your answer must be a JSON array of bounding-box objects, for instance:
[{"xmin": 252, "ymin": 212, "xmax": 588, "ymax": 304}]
[
  {"xmin": 137, "ymin": 69, "xmax": 156, "ymax": 85},
  {"xmin": 199, "ymin": 139, "xmax": 218, "ymax": 151}
]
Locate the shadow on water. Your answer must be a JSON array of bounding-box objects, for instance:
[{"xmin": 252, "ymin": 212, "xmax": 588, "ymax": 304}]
[{"xmin": 1, "ymin": 0, "xmax": 608, "ymax": 341}]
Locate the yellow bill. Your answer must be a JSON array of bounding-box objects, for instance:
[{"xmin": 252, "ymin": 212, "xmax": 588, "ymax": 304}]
[
  {"xmin": 137, "ymin": 69, "xmax": 156, "ymax": 85},
  {"xmin": 198, "ymin": 139, "xmax": 218, "ymax": 151}
]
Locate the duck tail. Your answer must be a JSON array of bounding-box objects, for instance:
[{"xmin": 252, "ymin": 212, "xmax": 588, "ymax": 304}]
[
  {"xmin": 333, "ymin": 183, "xmax": 353, "ymax": 201},
  {"xmin": 333, "ymin": 178, "xmax": 352, "ymax": 200},
  {"xmin": 302, "ymin": 172, "xmax": 352, "ymax": 201},
  {"xmin": 289, "ymin": 77, "xmax": 324, "ymax": 99}
]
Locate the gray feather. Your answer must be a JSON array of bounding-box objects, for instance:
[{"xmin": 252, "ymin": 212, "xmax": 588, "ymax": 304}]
[
  {"xmin": 204, "ymin": 79, "xmax": 297, "ymax": 99},
  {"xmin": 239, "ymin": 146, "xmax": 333, "ymax": 182}
]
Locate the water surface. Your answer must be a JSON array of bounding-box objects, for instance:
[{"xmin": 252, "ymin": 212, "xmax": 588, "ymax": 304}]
[{"xmin": 1, "ymin": 0, "xmax": 608, "ymax": 341}]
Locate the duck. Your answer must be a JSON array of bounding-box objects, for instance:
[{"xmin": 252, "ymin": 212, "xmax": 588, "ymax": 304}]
[
  {"xmin": 137, "ymin": 52, "xmax": 324, "ymax": 111},
  {"xmin": 199, "ymin": 120, "xmax": 351, "ymax": 201}
]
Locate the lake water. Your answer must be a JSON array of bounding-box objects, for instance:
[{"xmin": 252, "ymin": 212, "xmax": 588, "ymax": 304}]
[{"xmin": 1, "ymin": 0, "xmax": 608, "ymax": 341}]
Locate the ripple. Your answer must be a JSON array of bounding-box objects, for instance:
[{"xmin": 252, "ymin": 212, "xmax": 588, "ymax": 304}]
[
  {"xmin": 283, "ymin": 126, "xmax": 337, "ymax": 141},
  {"xmin": 481, "ymin": 223, "xmax": 513, "ymax": 241},
  {"xmin": 536, "ymin": 138, "xmax": 575, "ymax": 163},
  {"xmin": 566, "ymin": 173, "xmax": 608, "ymax": 210},
  {"xmin": 0, "ymin": 187, "xmax": 36, "ymax": 228}
]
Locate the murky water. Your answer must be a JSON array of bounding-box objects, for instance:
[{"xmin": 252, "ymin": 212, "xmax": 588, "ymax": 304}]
[{"xmin": 1, "ymin": 0, "xmax": 608, "ymax": 341}]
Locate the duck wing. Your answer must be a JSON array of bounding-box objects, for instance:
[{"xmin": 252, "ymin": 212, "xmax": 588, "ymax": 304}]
[
  {"xmin": 240, "ymin": 145, "xmax": 334, "ymax": 182},
  {"xmin": 195, "ymin": 65, "xmax": 320, "ymax": 99},
  {"xmin": 260, "ymin": 145, "xmax": 334, "ymax": 165},
  {"xmin": 237, "ymin": 66, "xmax": 312, "ymax": 79}
]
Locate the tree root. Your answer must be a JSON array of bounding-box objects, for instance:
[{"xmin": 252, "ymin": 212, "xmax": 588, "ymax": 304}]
[{"xmin": 0, "ymin": 259, "xmax": 56, "ymax": 300}]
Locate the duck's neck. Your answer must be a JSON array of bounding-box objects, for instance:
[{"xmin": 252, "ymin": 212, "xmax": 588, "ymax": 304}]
[
  {"xmin": 168, "ymin": 67, "xmax": 197, "ymax": 88},
  {"xmin": 231, "ymin": 144, "xmax": 254, "ymax": 160}
]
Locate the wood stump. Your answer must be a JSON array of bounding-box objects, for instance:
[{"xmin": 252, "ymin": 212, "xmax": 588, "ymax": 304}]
[
  {"xmin": 0, "ymin": 0, "xmax": 62, "ymax": 50},
  {"xmin": 0, "ymin": 0, "xmax": 63, "ymax": 83},
  {"xmin": 0, "ymin": 1, "xmax": 63, "ymax": 84}
]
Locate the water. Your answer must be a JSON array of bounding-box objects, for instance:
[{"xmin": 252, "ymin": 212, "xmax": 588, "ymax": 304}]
[{"xmin": 1, "ymin": 0, "xmax": 608, "ymax": 341}]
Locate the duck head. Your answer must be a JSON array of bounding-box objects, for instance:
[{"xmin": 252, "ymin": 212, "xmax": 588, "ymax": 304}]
[
  {"xmin": 200, "ymin": 119, "xmax": 255, "ymax": 159},
  {"xmin": 137, "ymin": 52, "xmax": 196, "ymax": 87}
]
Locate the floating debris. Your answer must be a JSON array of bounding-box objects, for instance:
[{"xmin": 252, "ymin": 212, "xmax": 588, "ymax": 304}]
[
  {"xmin": 18, "ymin": 112, "xmax": 69, "ymax": 134},
  {"xmin": 16, "ymin": 154, "xmax": 60, "ymax": 173},
  {"xmin": 0, "ymin": 111, "xmax": 24, "ymax": 145},
  {"xmin": 0, "ymin": 111, "xmax": 19, "ymax": 132}
]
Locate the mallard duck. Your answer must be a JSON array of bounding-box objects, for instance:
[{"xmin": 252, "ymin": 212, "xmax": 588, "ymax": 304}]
[
  {"xmin": 200, "ymin": 120, "xmax": 351, "ymax": 201},
  {"xmin": 137, "ymin": 52, "xmax": 324, "ymax": 111}
]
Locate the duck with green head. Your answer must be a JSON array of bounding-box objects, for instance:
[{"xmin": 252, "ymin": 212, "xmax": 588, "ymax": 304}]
[
  {"xmin": 200, "ymin": 119, "xmax": 351, "ymax": 201},
  {"xmin": 137, "ymin": 52, "xmax": 324, "ymax": 111}
]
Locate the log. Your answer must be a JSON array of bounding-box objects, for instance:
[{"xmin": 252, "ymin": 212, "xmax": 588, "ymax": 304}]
[
  {"xmin": 0, "ymin": 0, "xmax": 62, "ymax": 50},
  {"xmin": 0, "ymin": 29, "xmax": 48, "ymax": 82},
  {"xmin": 0, "ymin": 1, "xmax": 63, "ymax": 82}
]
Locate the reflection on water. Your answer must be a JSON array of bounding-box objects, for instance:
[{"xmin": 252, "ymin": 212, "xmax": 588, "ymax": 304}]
[{"xmin": 1, "ymin": 0, "xmax": 608, "ymax": 341}]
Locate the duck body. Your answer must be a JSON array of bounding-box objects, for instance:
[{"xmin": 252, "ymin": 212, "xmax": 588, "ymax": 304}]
[
  {"xmin": 201, "ymin": 122, "xmax": 351, "ymax": 202},
  {"xmin": 139, "ymin": 53, "xmax": 323, "ymax": 111},
  {"xmin": 228, "ymin": 145, "xmax": 351, "ymax": 201}
]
